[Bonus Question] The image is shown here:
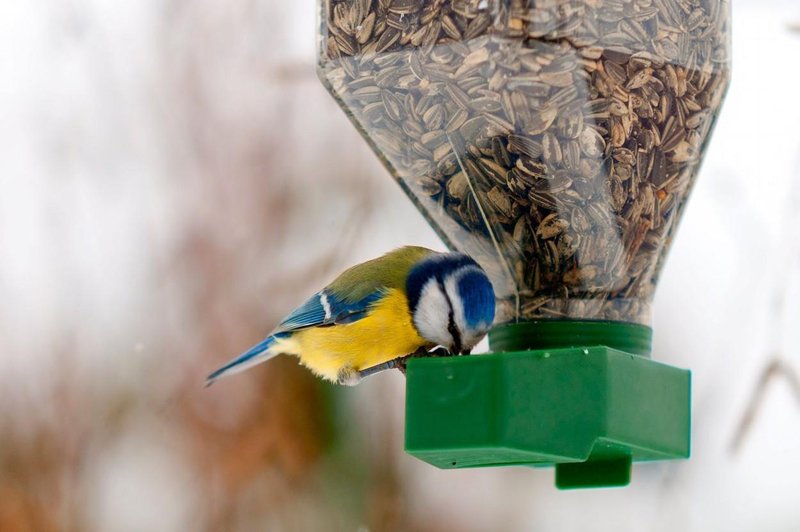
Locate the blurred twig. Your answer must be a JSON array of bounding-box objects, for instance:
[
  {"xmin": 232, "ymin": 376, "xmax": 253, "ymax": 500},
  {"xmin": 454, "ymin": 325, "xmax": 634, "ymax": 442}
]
[
  {"xmin": 270, "ymin": 61, "xmax": 317, "ymax": 85},
  {"xmin": 729, "ymin": 98, "xmax": 800, "ymax": 454},
  {"xmin": 729, "ymin": 359, "xmax": 800, "ymax": 453}
]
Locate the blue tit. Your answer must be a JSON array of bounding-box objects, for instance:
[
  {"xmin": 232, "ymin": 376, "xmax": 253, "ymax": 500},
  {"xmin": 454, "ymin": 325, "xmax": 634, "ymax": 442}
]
[{"xmin": 206, "ymin": 246, "xmax": 495, "ymax": 386}]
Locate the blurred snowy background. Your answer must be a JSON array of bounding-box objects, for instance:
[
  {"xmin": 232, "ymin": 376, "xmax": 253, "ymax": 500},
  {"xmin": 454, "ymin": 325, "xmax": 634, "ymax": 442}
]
[{"xmin": 1, "ymin": 0, "xmax": 799, "ymax": 531}]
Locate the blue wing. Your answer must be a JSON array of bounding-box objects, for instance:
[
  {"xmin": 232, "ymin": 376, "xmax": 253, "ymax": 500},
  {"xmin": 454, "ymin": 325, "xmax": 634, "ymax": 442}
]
[
  {"xmin": 207, "ymin": 289, "xmax": 386, "ymax": 386},
  {"xmin": 272, "ymin": 289, "xmax": 385, "ymax": 334},
  {"xmin": 276, "ymin": 292, "xmax": 327, "ymax": 330}
]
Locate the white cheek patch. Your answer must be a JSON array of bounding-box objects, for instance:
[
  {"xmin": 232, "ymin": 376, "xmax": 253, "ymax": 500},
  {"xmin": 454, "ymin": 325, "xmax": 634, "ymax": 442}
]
[{"xmin": 413, "ymin": 279, "xmax": 453, "ymax": 347}]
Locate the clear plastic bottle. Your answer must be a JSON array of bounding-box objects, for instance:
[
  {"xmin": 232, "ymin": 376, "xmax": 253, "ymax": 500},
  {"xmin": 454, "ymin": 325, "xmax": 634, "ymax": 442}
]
[{"xmin": 318, "ymin": 0, "xmax": 731, "ymax": 328}]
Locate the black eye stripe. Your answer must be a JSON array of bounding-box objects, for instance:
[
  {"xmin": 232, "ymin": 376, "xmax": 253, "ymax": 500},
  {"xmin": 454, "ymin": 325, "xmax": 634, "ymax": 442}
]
[{"xmin": 437, "ymin": 277, "xmax": 462, "ymax": 354}]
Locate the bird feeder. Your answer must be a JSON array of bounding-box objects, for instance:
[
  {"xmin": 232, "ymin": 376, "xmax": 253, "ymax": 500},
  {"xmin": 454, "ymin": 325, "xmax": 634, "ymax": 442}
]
[{"xmin": 317, "ymin": 0, "xmax": 730, "ymax": 488}]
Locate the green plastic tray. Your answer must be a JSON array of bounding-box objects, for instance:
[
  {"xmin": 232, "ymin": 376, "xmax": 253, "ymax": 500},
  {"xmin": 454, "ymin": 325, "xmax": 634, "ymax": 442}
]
[{"xmin": 404, "ymin": 322, "xmax": 690, "ymax": 489}]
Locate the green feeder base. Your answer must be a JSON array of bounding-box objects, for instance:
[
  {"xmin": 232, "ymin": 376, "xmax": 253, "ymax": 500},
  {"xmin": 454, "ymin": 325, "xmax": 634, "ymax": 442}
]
[{"xmin": 404, "ymin": 321, "xmax": 691, "ymax": 489}]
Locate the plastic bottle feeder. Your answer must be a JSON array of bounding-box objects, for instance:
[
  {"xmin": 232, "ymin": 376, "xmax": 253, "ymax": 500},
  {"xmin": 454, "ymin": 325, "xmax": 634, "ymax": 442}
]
[{"xmin": 318, "ymin": 0, "xmax": 730, "ymax": 488}]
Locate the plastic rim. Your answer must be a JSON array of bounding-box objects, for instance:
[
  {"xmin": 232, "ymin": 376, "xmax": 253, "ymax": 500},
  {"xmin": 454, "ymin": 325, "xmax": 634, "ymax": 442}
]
[{"xmin": 488, "ymin": 320, "xmax": 653, "ymax": 357}]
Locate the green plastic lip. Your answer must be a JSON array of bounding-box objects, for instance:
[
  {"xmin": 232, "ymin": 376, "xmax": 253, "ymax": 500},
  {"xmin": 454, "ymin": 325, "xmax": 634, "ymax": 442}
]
[{"xmin": 489, "ymin": 320, "xmax": 653, "ymax": 357}]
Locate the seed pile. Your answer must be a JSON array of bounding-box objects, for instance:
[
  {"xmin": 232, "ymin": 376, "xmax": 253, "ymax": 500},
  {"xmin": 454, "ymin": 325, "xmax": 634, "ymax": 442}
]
[{"xmin": 319, "ymin": 0, "xmax": 730, "ymax": 324}]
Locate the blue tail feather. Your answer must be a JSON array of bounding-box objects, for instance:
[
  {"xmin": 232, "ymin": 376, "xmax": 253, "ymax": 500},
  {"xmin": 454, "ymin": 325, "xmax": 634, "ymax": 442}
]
[{"xmin": 205, "ymin": 334, "xmax": 285, "ymax": 386}]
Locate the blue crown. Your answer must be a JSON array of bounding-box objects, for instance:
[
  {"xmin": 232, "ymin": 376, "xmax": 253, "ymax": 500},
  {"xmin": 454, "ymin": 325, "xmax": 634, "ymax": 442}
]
[{"xmin": 457, "ymin": 269, "xmax": 495, "ymax": 329}]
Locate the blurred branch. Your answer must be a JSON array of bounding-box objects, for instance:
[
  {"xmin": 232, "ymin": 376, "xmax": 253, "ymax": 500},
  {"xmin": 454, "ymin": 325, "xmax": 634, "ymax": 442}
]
[
  {"xmin": 730, "ymin": 114, "xmax": 800, "ymax": 456},
  {"xmin": 729, "ymin": 358, "xmax": 800, "ymax": 453},
  {"xmin": 270, "ymin": 61, "xmax": 317, "ymax": 85}
]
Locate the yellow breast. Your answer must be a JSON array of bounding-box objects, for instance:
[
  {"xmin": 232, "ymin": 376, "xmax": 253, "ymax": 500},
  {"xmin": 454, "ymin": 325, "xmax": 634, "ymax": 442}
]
[{"xmin": 274, "ymin": 289, "xmax": 430, "ymax": 382}]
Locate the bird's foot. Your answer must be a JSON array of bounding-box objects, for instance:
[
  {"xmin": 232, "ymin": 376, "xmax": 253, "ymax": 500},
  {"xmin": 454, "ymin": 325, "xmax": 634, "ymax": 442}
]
[
  {"xmin": 394, "ymin": 346, "xmax": 456, "ymax": 375},
  {"xmin": 355, "ymin": 359, "xmax": 400, "ymax": 381}
]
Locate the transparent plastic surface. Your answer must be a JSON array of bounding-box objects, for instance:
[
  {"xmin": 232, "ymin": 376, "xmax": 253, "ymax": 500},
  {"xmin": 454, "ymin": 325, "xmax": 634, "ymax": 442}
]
[{"xmin": 317, "ymin": 0, "xmax": 730, "ymax": 326}]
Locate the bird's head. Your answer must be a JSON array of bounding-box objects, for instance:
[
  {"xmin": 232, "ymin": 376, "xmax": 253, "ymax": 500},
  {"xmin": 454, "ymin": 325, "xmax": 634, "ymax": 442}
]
[{"xmin": 406, "ymin": 252, "xmax": 496, "ymax": 354}]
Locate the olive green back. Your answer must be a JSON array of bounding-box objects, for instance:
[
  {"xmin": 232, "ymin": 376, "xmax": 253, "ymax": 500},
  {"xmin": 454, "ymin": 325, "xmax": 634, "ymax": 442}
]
[{"xmin": 327, "ymin": 246, "xmax": 434, "ymax": 303}]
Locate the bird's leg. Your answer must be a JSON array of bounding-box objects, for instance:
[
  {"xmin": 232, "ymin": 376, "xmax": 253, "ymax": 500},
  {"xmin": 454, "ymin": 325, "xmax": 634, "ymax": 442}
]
[
  {"xmin": 357, "ymin": 347, "xmax": 439, "ymax": 379},
  {"xmin": 356, "ymin": 359, "xmax": 400, "ymax": 380}
]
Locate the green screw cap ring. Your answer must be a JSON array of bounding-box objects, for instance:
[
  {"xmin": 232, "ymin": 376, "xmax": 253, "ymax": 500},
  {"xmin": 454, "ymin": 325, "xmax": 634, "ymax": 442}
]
[{"xmin": 489, "ymin": 319, "xmax": 653, "ymax": 357}]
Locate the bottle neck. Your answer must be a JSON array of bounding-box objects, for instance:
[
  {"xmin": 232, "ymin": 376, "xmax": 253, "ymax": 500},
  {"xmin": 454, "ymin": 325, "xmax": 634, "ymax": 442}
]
[{"xmin": 488, "ymin": 320, "xmax": 653, "ymax": 357}]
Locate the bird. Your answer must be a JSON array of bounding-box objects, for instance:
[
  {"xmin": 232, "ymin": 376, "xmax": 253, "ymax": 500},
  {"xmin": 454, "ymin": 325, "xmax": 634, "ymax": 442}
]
[{"xmin": 206, "ymin": 246, "xmax": 496, "ymax": 386}]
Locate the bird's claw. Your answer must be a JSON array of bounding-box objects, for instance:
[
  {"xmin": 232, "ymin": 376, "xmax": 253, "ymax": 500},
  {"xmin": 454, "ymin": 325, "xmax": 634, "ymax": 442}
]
[{"xmin": 394, "ymin": 346, "xmax": 463, "ymax": 374}]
